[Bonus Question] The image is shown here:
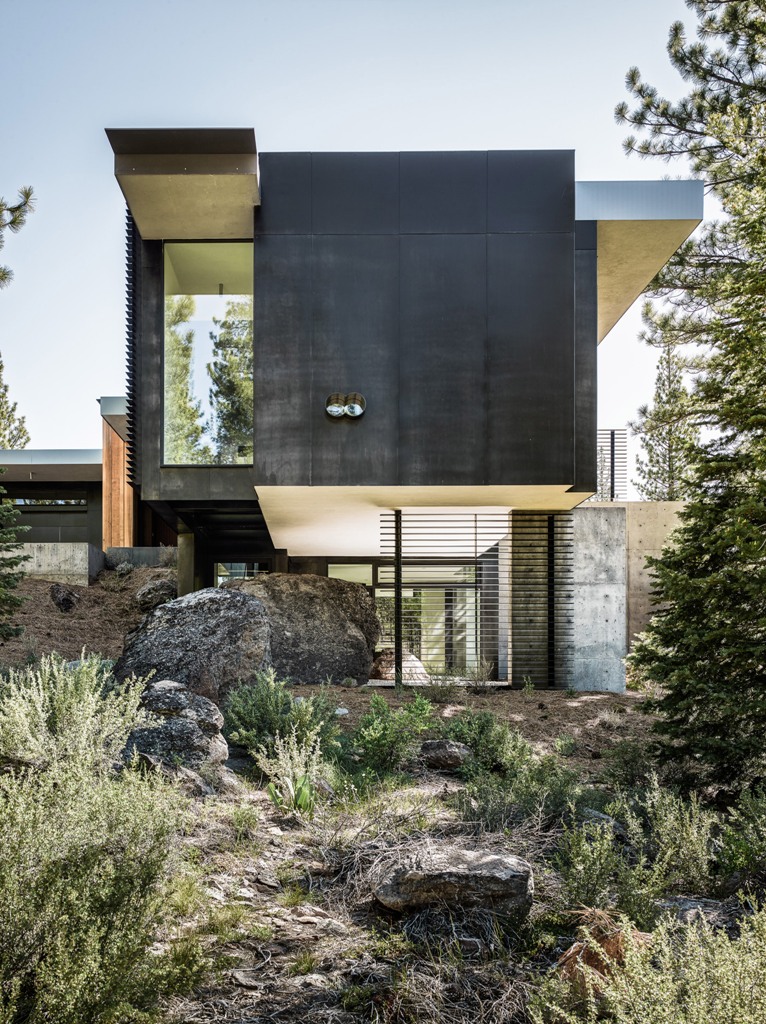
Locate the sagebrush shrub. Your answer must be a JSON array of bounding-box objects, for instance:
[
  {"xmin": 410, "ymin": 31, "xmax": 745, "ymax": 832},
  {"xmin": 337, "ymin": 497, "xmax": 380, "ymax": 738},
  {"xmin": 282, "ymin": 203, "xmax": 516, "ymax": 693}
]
[
  {"xmin": 530, "ymin": 907, "xmax": 766, "ymax": 1024},
  {"xmin": 353, "ymin": 694, "xmax": 433, "ymax": 773},
  {"xmin": 443, "ymin": 709, "xmax": 533, "ymax": 777},
  {"xmin": 0, "ymin": 764, "xmax": 202, "ymax": 1023},
  {"xmin": 255, "ymin": 724, "xmax": 324, "ymax": 817},
  {"xmin": 224, "ymin": 668, "xmax": 339, "ymax": 758},
  {"xmin": 0, "ymin": 654, "xmax": 147, "ymax": 772},
  {"xmin": 720, "ymin": 787, "xmax": 766, "ymax": 879}
]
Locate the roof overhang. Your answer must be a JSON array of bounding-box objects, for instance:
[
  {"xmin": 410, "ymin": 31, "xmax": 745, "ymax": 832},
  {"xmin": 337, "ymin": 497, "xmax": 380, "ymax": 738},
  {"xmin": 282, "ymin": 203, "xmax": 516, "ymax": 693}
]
[
  {"xmin": 0, "ymin": 450, "xmax": 102, "ymax": 483},
  {"xmin": 106, "ymin": 128, "xmax": 259, "ymax": 239},
  {"xmin": 257, "ymin": 485, "xmax": 585, "ymax": 557},
  {"xmin": 98, "ymin": 396, "xmax": 128, "ymax": 441},
  {"xmin": 575, "ymin": 180, "xmax": 704, "ymax": 342}
]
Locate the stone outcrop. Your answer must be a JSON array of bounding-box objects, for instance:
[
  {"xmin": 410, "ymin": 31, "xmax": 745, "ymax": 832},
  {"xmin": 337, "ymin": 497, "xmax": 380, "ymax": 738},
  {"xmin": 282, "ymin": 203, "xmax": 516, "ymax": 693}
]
[
  {"xmin": 373, "ymin": 845, "xmax": 533, "ymax": 918},
  {"xmin": 225, "ymin": 574, "xmax": 380, "ymax": 684},
  {"xmin": 420, "ymin": 739, "xmax": 473, "ymax": 770},
  {"xmin": 370, "ymin": 648, "xmax": 430, "ymax": 684},
  {"xmin": 114, "ymin": 588, "xmax": 271, "ymax": 703},
  {"xmin": 134, "ymin": 577, "xmax": 177, "ymax": 612},
  {"xmin": 127, "ymin": 678, "xmax": 228, "ymax": 769}
]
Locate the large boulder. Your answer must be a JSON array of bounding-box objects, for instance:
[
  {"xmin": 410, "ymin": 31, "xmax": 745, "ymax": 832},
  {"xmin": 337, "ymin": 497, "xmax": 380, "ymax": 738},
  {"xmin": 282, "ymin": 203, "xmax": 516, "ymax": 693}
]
[
  {"xmin": 127, "ymin": 678, "xmax": 228, "ymax": 769},
  {"xmin": 420, "ymin": 739, "xmax": 473, "ymax": 770},
  {"xmin": 225, "ymin": 574, "xmax": 380, "ymax": 684},
  {"xmin": 114, "ymin": 588, "xmax": 271, "ymax": 703},
  {"xmin": 373, "ymin": 845, "xmax": 534, "ymax": 919}
]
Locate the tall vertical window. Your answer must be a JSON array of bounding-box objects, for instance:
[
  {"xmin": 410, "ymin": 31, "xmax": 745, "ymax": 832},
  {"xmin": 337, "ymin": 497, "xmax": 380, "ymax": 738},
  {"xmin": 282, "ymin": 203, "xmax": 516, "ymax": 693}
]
[{"xmin": 163, "ymin": 242, "xmax": 253, "ymax": 465}]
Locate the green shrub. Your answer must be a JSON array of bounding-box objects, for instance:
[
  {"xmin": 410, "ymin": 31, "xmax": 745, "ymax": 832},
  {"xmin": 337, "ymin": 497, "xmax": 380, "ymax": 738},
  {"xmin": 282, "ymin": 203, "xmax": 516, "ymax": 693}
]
[
  {"xmin": 0, "ymin": 764, "xmax": 202, "ymax": 1023},
  {"xmin": 443, "ymin": 709, "xmax": 534, "ymax": 777},
  {"xmin": 530, "ymin": 907, "xmax": 766, "ymax": 1024},
  {"xmin": 719, "ymin": 787, "xmax": 766, "ymax": 880},
  {"xmin": 353, "ymin": 694, "xmax": 433, "ymax": 773},
  {"xmin": 555, "ymin": 821, "xmax": 621, "ymax": 910},
  {"xmin": 457, "ymin": 756, "xmax": 582, "ymax": 831},
  {"xmin": 608, "ymin": 777, "xmax": 719, "ymax": 897},
  {"xmin": 0, "ymin": 654, "xmax": 147, "ymax": 772},
  {"xmin": 224, "ymin": 669, "xmax": 339, "ymax": 759},
  {"xmin": 601, "ymin": 738, "xmax": 652, "ymax": 789}
]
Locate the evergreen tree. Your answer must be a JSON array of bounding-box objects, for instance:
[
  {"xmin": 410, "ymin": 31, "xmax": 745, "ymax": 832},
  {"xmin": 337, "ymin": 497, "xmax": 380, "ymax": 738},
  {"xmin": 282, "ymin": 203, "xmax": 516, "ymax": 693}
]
[
  {"xmin": 0, "ymin": 353, "xmax": 29, "ymax": 449},
  {"xmin": 626, "ymin": 84, "xmax": 766, "ymax": 787},
  {"xmin": 630, "ymin": 335, "xmax": 699, "ymax": 500},
  {"xmin": 207, "ymin": 297, "xmax": 253, "ymax": 464},
  {"xmin": 0, "ymin": 186, "xmax": 34, "ymax": 289},
  {"xmin": 163, "ymin": 296, "xmax": 211, "ymax": 464},
  {"xmin": 0, "ymin": 472, "xmax": 28, "ymax": 640}
]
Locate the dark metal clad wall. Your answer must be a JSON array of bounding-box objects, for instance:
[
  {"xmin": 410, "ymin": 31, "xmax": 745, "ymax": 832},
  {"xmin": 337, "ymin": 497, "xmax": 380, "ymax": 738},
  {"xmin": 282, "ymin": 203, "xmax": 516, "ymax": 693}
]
[
  {"xmin": 254, "ymin": 150, "xmax": 583, "ymax": 491},
  {"xmin": 125, "ymin": 211, "xmax": 140, "ymax": 487},
  {"xmin": 573, "ymin": 222, "xmax": 598, "ymax": 493}
]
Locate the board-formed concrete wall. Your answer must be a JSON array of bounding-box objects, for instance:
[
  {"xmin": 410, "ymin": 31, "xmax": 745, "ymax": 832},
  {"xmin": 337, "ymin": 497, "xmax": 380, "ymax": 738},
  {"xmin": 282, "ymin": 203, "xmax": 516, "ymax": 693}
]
[
  {"xmin": 22, "ymin": 543, "xmax": 104, "ymax": 585},
  {"xmin": 571, "ymin": 505, "xmax": 627, "ymax": 692},
  {"xmin": 626, "ymin": 502, "xmax": 683, "ymax": 646}
]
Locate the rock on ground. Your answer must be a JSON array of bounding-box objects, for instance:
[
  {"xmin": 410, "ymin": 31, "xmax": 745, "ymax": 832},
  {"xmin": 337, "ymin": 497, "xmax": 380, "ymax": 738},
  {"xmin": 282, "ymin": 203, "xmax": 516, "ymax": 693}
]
[
  {"xmin": 420, "ymin": 739, "xmax": 473, "ymax": 770},
  {"xmin": 49, "ymin": 583, "xmax": 79, "ymax": 613},
  {"xmin": 114, "ymin": 588, "xmax": 271, "ymax": 703},
  {"xmin": 371, "ymin": 648, "xmax": 430, "ymax": 683},
  {"xmin": 127, "ymin": 678, "xmax": 228, "ymax": 770},
  {"xmin": 373, "ymin": 845, "xmax": 534, "ymax": 918},
  {"xmin": 225, "ymin": 574, "xmax": 380, "ymax": 684},
  {"xmin": 134, "ymin": 576, "xmax": 177, "ymax": 612}
]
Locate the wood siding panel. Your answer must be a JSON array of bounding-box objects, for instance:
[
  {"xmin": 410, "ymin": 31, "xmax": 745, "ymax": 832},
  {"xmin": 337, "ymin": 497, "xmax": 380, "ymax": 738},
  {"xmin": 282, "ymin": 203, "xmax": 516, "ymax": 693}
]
[{"xmin": 102, "ymin": 421, "xmax": 134, "ymax": 548}]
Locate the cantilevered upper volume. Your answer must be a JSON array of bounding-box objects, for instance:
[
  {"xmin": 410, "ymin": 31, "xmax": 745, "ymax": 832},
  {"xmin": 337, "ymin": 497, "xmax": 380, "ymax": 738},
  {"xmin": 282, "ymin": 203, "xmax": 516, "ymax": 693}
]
[
  {"xmin": 105, "ymin": 128, "xmax": 260, "ymax": 239},
  {"xmin": 575, "ymin": 179, "xmax": 704, "ymax": 341}
]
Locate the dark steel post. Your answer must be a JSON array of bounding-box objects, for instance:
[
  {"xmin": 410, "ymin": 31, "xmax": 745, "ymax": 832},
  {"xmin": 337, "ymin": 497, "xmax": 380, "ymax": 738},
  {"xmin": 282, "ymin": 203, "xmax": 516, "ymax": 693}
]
[
  {"xmin": 610, "ymin": 430, "xmax": 616, "ymax": 502},
  {"xmin": 547, "ymin": 514, "xmax": 555, "ymax": 687},
  {"xmin": 394, "ymin": 509, "xmax": 403, "ymax": 683}
]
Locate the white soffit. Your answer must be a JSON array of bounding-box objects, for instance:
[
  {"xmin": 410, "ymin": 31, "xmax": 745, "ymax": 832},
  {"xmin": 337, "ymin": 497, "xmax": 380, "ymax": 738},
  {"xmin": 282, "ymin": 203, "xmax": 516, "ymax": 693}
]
[
  {"xmin": 257, "ymin": 485, "xmax": 586, "ymax": 557},
  {"xmin": 106, "ymin": 129, "xmax": 260, "ymax": 240},
  {"xmin": 576, "ymin": 180, "xmax": 704, "ymax": 342}
]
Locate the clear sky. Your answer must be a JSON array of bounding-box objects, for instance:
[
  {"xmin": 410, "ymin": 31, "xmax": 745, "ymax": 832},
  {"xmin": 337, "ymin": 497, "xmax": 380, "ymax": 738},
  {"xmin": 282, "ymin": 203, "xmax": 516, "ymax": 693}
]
[{"xmin": 0, "ymin": 0, "xmax": 708, "ymax": 484}]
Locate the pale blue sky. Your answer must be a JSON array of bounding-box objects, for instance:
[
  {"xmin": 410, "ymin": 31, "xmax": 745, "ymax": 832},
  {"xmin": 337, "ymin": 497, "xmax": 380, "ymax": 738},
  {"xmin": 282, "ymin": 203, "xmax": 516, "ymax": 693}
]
[{"xmin": 1, "ymin": 0, "xmax": 706, "ymax": 468}]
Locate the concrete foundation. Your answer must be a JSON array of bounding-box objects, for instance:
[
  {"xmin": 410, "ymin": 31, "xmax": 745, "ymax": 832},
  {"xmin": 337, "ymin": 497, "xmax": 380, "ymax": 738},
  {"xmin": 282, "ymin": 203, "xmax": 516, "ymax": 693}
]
[
  {"xmin": 105, "ymin": 546, "xmax": 174, "ymax": 568},
  {"xmin": 22, "ymin": 543, "xmax": 104, "ymax": 585},
  {"xmin": 571, "ymin": 506, "xmax": 627, "ymax": 692}
]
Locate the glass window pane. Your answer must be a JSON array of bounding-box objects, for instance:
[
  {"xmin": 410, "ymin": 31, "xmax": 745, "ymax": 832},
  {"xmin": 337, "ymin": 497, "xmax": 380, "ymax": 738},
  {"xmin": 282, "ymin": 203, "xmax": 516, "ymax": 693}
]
[
  {"xmin": 327, "ymin": 563, "xmax": 373, "ymax": 586},
  {"xmin": 163, "ymin": 242, "xmax": 253, "ymax": 465},
  {"xmin": 377, "ymin": 563, "xmax": 476, "ymax": 585}
]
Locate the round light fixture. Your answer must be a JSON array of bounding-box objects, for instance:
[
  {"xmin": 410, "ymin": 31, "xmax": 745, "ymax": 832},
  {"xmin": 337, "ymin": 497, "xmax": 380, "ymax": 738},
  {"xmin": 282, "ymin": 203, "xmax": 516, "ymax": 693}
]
[
  {"xmin": 344, "ymin": 392, "xmax": 366, "ymax": 418},
  {"xmin": 325, "ymin": 393, "xmax": 346, "ymax": 418}
]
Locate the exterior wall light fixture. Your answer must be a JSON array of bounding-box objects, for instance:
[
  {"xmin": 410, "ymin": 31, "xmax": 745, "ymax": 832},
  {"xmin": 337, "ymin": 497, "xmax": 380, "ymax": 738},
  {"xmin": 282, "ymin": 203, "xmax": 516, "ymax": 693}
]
[{"xmin": 325, "ymin": 393, "xmax": 366, "ymax": 418}]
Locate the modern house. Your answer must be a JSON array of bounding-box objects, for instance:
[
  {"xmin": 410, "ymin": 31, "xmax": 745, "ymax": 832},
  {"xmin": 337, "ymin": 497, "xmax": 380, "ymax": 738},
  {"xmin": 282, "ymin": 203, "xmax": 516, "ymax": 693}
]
[{"xmin": 1, "ymin": 128, "xmax": 703, "ymax": 689}]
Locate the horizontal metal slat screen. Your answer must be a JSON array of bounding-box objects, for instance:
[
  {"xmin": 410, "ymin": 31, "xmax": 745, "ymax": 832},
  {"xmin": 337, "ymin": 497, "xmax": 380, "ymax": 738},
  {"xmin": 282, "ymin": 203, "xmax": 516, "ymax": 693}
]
[{"xmin": 380, "ymin": 511, "xmax": 573, "ymax": 687}]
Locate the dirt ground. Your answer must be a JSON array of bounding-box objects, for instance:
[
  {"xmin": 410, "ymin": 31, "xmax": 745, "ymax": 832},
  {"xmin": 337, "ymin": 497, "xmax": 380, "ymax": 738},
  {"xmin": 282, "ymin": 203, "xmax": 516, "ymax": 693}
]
[{"xmin": 0, "ymin": 566, "xmax": 174, "ymax": 666}]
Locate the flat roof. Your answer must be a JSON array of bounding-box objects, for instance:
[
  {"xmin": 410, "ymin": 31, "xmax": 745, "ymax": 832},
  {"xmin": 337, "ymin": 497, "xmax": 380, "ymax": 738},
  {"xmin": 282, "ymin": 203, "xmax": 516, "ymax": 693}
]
[
  {"xmin": 106, "ymin": 128, "xmax": 257, "ymax": 156},
  {"xmin": 0, "ymin": 450, "xmax": 102, "ymax": 483},
  {"xmin": 98, "ymin": 396, "xmax": 128, "ymax": 441}
]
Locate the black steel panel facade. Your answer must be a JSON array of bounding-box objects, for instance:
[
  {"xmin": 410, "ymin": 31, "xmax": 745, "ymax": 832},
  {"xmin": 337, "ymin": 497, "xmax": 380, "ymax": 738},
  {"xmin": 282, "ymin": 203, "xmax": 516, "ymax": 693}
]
[
  {"xmin": 399, "ymin": 234, "xmax": 487, "ymax": 484},
  {"xmin": 573, "ymin": 228, "xmax": 598, "ymax": 493},
  {"xmin": 399, "ymin": 152, "xmax": 487, "ymax": 234},
  {"xmin": 134, "ymin": 149, "xmax": 597, "ymax": 510},
  {"xmin": 310, "ymin": 153, "xmax": 399, "ymax": 235},
  {"xmin": 486, "ymin": 233, "xmax": 574, "ymax": 484},
  {"xmin": 487, "ymin": 151, "xmax": 574, "ymax": 233}
]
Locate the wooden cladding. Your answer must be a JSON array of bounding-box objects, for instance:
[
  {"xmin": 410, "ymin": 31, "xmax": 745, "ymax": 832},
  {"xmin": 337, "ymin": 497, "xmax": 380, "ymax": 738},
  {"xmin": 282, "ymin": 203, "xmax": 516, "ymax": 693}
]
[{"xmin": 102, "ymin": 420, "xmax": 134, "ymax": 548}]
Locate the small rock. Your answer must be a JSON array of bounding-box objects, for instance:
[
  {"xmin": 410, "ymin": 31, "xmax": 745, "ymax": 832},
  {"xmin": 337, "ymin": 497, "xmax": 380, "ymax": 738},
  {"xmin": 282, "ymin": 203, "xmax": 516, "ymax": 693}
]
[
  {"xmin": 420, "ymin": 739, "xmax": 473, "ymax": 770},
  {"xmin": 659, "ymin": 896, "xmax": 741, "ymax": 931},
  {"xmin": 49, "ymin": 583, "xmax": 79, "ymax": 613},
  {"xmin": 335, "ymin": 707, "xmax": 349, "ymax": 716},
  {"xmin": 231, "ymin": 969, "xmax": 263, "ymax": 989}
]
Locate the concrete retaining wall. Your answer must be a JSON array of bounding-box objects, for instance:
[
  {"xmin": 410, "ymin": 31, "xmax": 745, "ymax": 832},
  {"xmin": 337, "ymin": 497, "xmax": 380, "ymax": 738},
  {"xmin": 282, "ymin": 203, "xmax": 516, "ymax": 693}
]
[
  {"xmin": 571, "ymin": 506, "xmax": 627, "ymax": 692},
  {"xmin": 22, "ymin": 543, "xmax": 104, "ymax": 585},
  {"xmin": 626, "ymin": 502, "xmax": 683, "ymax": 646},
  {"xmin": 105, "ymin": 546, "xmax": 174, "ymax": 568}
]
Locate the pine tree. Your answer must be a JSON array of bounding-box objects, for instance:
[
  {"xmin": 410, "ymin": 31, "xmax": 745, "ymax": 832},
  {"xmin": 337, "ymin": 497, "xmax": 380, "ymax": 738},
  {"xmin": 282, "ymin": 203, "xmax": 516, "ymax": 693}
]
[
  {"xmin": 0, "ymin": 472, "xmax": 28, "ymax": 640},
  {"xmin": 626, "ymin": 83, "xmax": 766, "ymax": 788},
  {"xmin": 0, "ymin": 353, "xmax": 29, "ymax": 449},
  {"xmin": 630, "ymin": 335, "xmax": 698, "ymax": 500},
  {"xmin": 163, "ymin": 296, "xmax": 211, "ymax": 464},
  {"xmin": 207, "ymin": 297, "xmax": 253, "ymax": 464},
  {"xmin": 0, "ymin": 186, "xmax": 34, "ymax": 289}
]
